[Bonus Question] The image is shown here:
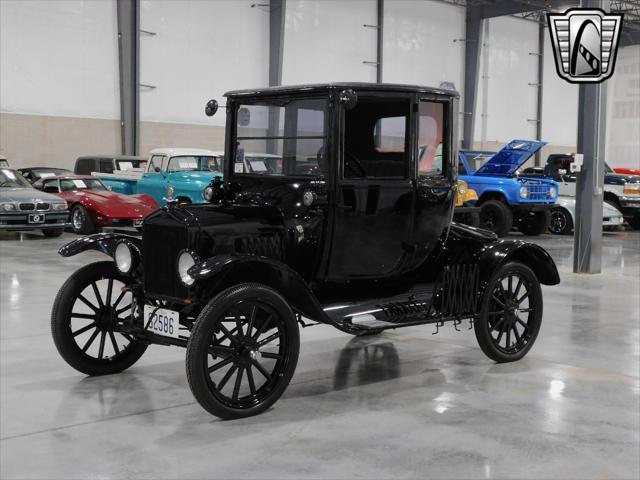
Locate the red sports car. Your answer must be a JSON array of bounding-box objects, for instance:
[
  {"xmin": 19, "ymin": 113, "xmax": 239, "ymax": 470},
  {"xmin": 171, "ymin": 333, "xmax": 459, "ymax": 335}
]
[
  {"xmin": 614, "ymin": 167, "xmax": 640, "ymax": 176},
  {"xmin": 33, "ymin": 175, "xmax": 159, "ymax": 234}
]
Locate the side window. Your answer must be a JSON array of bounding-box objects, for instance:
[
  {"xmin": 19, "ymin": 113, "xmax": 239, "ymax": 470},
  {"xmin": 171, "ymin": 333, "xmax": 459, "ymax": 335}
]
[
  {"xmin": 42, "ymin": 179, "xmax": 59, "ymax": 193},
  {"xmin": 418, "ymin": 101, "xmax": 446, "ymax": 176},
  {"xmin": 99, "ymin": 159, "xmax": 114, "ymax": 173},
  {"xmin": 75, "ymin": 159, "xmax": 93, "ymax": 175},
  {"xmin": 149, "ymin": 155, "xmax": 166, "ymax": 172},
  {"xmin": 343, "ymin": 97, "xmax": 410, "ymax": 178}
]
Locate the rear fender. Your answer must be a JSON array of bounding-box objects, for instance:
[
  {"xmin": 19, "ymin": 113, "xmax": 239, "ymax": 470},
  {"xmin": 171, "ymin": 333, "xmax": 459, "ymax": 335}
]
[
  {"xmin": 478, "ymin": 241, "xmax": 560, "ymax": 286},
  {"xmin": 188, "ymin": 255, "xmax": 330, "ymax": 323},
  {"xmin": 58, "ymin": 232, "xmax": 141, "ymax": 259}
]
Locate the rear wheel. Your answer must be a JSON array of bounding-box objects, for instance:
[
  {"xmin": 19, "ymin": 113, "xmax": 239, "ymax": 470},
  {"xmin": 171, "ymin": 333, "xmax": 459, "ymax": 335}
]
[
  {"xmin": 474, "ymin": 262, "xmax": 542, "ymax": 363},
  {"xmin": 71, "ymin": 204, "xmax": 96, "ymax": 235},
  {"xmin": 518, "ymin": 211, "xmax": 550, "ymax": 236},
  {"xmin": 548, "ymin": 207, "xmax": 573, "ymax": 235},
  {"xmin": 479, "ymin": 200, "xmax": 513, "ymax": 236},
  {"xmin": 51, "ymin": 261, "xmax": 147, "ymax": 375},
  {"xmin": 186, "ymin": 283, "xmax": 299, "ymax": 419}
]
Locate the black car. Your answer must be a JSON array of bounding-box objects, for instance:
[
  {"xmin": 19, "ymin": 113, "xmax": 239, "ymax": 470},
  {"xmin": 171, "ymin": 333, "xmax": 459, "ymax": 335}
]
[
  {"xmin": 51, "ymin": 83, "xmax": 560, "ymax": 419},
  {"xmin": 18, "ymin": 167, "xmax": 73, "ymax": 184}
]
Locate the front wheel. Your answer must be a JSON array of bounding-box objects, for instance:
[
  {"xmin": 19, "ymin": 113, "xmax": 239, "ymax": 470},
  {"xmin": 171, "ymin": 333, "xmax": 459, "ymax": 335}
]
[
  {"xmin": 479, "ymin": 200, "xmax": 513, "ymax": 237},
  {"xmin": 474, "ymin": 262, "xmax": 543, "ymax": 363},
  {"xmin": 518, "ymin": 211, "xmax": 550, "ymax": 236},
  {"xmin": 42, "ymin": 228, "xmax": 64, "ymax": 238},
  {"xmin": 51, "ymin": 261, "xmax": 147, "ymax": 375},
  {"xmin": 548, "ymin": 207, "xmax": 573, "ymax": 235},
  {"xmin": 186, "ymin": 283, "xmax": 300, "ymax": 419},
  {"xmin": 71, "ymin": 204, "xmax": 96, "ymax": 235}
]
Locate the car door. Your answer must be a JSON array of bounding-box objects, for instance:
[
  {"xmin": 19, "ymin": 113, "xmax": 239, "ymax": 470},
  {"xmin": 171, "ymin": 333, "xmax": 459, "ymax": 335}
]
[
  {"xmin": 412, "ymin": 97, "xmax": 456, "ymax": 261},
  {"xmin": 327, "ymin": 93, "xmax": 415, "ymax": 280},
  {"xmin": 138, "ymin": 155, "xmax": 168, "ymax": 202}
]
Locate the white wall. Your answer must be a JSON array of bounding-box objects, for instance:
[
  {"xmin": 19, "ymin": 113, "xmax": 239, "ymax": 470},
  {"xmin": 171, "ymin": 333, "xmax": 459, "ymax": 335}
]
[
  {"xmin": 605, "ymin": 45, "xmax": 640, "ymax": 169},
  {"xmin": 282, "ymin": 0, "xmax": 377, "ymax": 85},
  {"xmin": 383, "ymin": 0, "xmax": 465, "ymax": 90},
  {"xmin": 541, "ymin": 27, "xmax": 579, "ymax": 148},
  {"xmin": 473, "ymin": 16, "xmax": 539, "ymax": 147},
  {"xmin": 140, "ymin": 0, "xmax": 269, "ymax": 127},
  {"xmin": 0, "ymin": 0, "xmax": 119, "ymax": 119}
]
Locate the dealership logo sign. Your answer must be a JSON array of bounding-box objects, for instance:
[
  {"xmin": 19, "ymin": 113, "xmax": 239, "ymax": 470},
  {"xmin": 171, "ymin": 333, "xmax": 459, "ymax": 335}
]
[{"xmin": 547, "ymin": 8, "xmax": 623, "ymax": 84}]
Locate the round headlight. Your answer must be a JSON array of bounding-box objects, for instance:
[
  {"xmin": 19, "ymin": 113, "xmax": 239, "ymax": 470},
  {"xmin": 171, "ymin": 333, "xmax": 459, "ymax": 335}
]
[
  {"xmin": 114, "ymin": 242, "xmax": 134, "ymax": 274},
  {"xmin": 548, "ymin": 187, "xmax": 557, "ymax": 198},
  {"xmin": 177, "ymin": 250, "xmax": 197, "ymax": 287},
  {"xmin": 519, "ymin": 186, "xmax": 529, "ymax": 199},
  {"xmin": 203, "ymin": 186, "xmax": 214, "ymax": 202}
]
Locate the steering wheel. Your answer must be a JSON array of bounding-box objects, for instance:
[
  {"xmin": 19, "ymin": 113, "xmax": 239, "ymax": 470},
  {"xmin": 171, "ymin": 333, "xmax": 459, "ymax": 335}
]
[{"xmin": 344, "ymin": 151, "xmax": 367, "ymax": 177}]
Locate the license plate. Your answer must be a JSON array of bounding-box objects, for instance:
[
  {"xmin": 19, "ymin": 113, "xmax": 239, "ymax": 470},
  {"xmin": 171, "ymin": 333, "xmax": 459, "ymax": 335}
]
[
  {"xmin": 28, "ymin": 213, "xmax": 45, "ymax": 224},
  {"xmin": 143, "ymin": 305, "xmax": 180, "ymax": 339},
  {"xmin": 133, "ymin": 219, "xmax": 143, "ymax": 227}
]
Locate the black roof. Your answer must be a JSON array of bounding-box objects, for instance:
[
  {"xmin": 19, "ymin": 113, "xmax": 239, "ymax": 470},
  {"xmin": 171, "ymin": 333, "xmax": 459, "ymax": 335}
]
[{"xmin": 225, "ymin": 82, "xmax": 459, "ymax": 99}]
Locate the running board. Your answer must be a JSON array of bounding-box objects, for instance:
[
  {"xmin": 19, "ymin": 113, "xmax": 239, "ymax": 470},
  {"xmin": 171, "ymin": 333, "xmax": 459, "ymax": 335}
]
[{"xmin": 323, "ymin": 285, "xmax": 439, "ymax": 333}]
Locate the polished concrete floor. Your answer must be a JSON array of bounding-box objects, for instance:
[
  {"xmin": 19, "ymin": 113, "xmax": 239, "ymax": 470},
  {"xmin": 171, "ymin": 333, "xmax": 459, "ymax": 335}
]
[{"xmin": 1, "ymin": 229, "xmax": 639, "ymax": 479}]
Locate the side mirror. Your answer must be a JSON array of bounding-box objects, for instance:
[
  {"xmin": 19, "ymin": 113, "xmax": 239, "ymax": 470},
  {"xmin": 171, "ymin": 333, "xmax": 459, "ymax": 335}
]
[
  {"xmin": 154, "ymin": 166, "xmax": 161, "ymax": 173},
  {"xmin": 205, "ymin": 99, "xmax": 219, "ymax": 117},
  {"xmin": 339, "ymin": 89, "xmax": 358, "ymax": 110}
]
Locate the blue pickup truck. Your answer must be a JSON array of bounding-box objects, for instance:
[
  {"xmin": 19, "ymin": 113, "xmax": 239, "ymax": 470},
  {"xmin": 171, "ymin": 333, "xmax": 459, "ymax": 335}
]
[
  {"xmin": 459, "ymin": 140, "xmax": 558, "ymax": 236},
  {"xmin": 96, "ymin": 148, "xmax": 223, "ymax": 205}
]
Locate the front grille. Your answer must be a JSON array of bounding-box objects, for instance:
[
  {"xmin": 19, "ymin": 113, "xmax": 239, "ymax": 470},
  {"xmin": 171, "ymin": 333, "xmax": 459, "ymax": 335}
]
[
  {"xmin": 143, "ymin": 220, "xmax": 190, "ymax": 299},
  {"xmin": 19, "ymin": 203, "xmax": 35, "ymax": 211},
  {"xmin": 36, "ymin": 203, "xmax": 50, "ymax": 211},
  {"xmin": 524, "ymin": 183, "xmax": 551, "ymax": 201}
]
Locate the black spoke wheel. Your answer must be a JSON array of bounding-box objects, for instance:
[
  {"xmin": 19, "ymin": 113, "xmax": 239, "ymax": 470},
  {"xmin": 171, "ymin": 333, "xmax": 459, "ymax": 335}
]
[
  {"xmin": 474, "ymin": 262, "xmax": 542, "ymax": 362},
  {"xmin": 549, "ymin": 207, "xmax": 573, "ymax": 235},
  {"xmin": 186, "ymin": 283, "xmax": 299, "ymax": 419},
  {"xmin": 51, "ymin": 261, "xmax": 147, "ymax": 376}
]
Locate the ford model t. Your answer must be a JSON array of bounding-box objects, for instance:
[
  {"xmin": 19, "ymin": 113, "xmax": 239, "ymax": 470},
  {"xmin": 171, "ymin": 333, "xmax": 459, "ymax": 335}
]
[{"xmin": 51, "ymin": 83, "xmax": 560, "ymax": 419}]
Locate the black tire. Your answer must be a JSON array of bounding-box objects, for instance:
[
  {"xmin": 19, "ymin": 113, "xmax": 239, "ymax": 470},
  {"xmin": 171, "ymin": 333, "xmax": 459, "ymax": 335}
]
[
  {"xmin": 628, "ymin": 214, "xmax": 640, "ymax": 230},
  {"xmin": 479, "ymin": 200, "xmax": 513, "ymax": 236},
  {"xmin": 454, "ymin": 211, "xmax": 480, "ymax": 228},
  {"xmin": 51, "ymin": 261, "xmax": 147, "ymax": 376},
  {"xmin": 186, "ymin": 283, "xmax": 300, "ymax": 419},
  {"xmin": 518, "ymin": 211, "xmax": 550, "ymax": 236},
  {"xmin": 43, "ymin": 228, "xmax": 64, "ymax": 238},
  {"xmin": 548, "ymin": 207, "xmax": 574, "ymax": 235},
  {"xmin": 474, "ymin": 262, "xmax": 543, "ymax": 363},
  {"xmin": 71, "ymin": 204, "xmax": 96, "ymax": 235}
]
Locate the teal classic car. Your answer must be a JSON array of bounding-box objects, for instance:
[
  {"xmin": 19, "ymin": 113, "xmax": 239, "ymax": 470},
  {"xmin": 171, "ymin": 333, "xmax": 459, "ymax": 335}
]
[{"xmin": 96, "ymin": 148, "xmax": 223, "ymax": 205}]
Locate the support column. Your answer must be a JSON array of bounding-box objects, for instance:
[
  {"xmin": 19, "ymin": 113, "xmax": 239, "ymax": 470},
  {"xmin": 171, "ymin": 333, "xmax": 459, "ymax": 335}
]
[
  {"xmin": 573, "ymin": 0, "xmax": 608, "ymax": 274},
  {"xmin": 116, "ymin": 0, "xmax": 140, "ymax": 156},
  {"xmin": 462, "ymin": 15, "xmax": 483, "ymax": 150},
  {"xmin": 269, "ymin": 0, "xmax": 285, "ymax": 87},
  {"xmin": 376, "ymin": 0, "xmax": 383, "ymax": 83},
  {"xmin": 534, "ymin": 19, "xmax": 544, "ymax": 166}
]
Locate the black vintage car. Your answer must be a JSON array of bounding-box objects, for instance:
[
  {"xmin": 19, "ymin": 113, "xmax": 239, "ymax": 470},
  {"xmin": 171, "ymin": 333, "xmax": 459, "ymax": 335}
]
[{"xmin": 51, "ymin": 83, "xmax": 560, "ymax": 419}]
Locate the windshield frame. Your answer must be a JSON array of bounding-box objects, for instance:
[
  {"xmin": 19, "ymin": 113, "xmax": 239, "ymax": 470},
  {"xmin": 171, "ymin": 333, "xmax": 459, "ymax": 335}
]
[
  {"xmin": 228, "ymin": 94, "xmax": 330, "ymax": 180},
  {"xmin": 59, "ymin": 177, "xmax": 108, "ymax": 192}
]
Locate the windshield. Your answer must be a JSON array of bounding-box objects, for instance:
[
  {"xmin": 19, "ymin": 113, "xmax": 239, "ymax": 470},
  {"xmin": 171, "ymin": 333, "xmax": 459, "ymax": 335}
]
[
  {"xmin": 60, "ymin": 178, "xmax": 107, "ymax": 191},
  {"xmin": 32, "ymin": 168, "xmax": 70, "ymax": 179},
  {"xmin": 167, "ymin": 156, "xmax": 220, "ymax": 172},
  {"xmin": 116, "ymin": 159, "xmax": 147, "ymax": 170},
  {"xmin": 0, "ymin": 169, "xmax": 31, "ymax": 188},
  {"xmin": 234, "ymin": 97, "xmax": 327, "ymax": 177}
]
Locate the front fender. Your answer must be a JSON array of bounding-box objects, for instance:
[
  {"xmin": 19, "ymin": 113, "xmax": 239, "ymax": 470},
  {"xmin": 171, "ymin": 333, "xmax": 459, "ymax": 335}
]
[
  {"xmin": 188, "ymin": 254, "xmax": 330, "ymax": 323},
  {"xmin": 58, "ymin": 232, "xmax": 141, "ymax": 259},
  {"xmin": 478, "ymin": 241, "xmax": 560, "ymax": 285}
]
